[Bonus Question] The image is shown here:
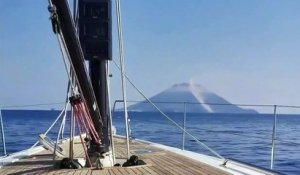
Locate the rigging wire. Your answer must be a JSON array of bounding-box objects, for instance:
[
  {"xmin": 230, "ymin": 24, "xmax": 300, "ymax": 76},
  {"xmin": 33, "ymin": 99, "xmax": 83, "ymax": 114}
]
[
  {"xmin": 2, "ymin": 101, "xmax": 300, "ymax": 110},
  {"xmin": 56, "ymin": 32, "xmax": 77, "ymax": 93},
  {"xmin": 30, "ymin": 81, "xmax": 70, "ymax": 149},
  {"xmin": 112, "ymin": 60, "xmax": 225, "ymax": 160},
  {"xmin": 53, "ymin": 102, "xmax": 69, "ymax": 160},
  {"xmin": 30, "ymin": 103, "xmax": 68, "ymax": 148},
  {"xmin": 1, "ymin": 102, "xmax": 65, "ymax": 109},
  {"xmin": 30, "ymin": 0, "xmax": 77, "ymax": 151},
  {"xmin": 115, "ymin": 0, "xmax": 131, "ymax": 159},
  {"xmin": 53, "ymin": 81, "xmax": 72, "ymax": 158}
]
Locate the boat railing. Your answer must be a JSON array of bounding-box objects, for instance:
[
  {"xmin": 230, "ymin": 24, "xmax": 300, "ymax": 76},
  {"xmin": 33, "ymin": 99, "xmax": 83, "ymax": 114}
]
[
  {"xmin": 0, "ymin": 101, "xmax": 299, "ymax": 170},
  {"xmin": 112, "ymin": 100, "xmax": 300, "ymax": 170},
  {"xmin": 0, "ymin": 101, "xmax": 68, "ymax": 163}
]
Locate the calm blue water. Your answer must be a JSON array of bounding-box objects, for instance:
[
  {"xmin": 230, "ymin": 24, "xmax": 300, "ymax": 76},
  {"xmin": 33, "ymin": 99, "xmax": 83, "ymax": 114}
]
[{"xmin": 1, "ymin": 110, "xmax": 300, "ymax": 174}]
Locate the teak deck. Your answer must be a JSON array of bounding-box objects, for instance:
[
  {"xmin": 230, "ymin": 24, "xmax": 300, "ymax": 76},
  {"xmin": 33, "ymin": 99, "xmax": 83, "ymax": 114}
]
[{"xmin": 0, "ymin": 137, "xmax": 231, "ymax": 175}]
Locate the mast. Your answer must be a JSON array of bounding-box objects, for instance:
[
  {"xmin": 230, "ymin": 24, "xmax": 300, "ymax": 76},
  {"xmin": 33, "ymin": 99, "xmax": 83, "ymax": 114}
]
[
  {"xmin": 49, "ymin": 0, "xmax": 112, "ymax": 167},
  {"xmin": 78, "ymin": 0, "xmax": 112, "ymax": 155}
]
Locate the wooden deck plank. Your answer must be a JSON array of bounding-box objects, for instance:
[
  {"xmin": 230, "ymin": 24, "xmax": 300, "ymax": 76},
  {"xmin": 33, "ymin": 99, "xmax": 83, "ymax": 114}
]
[
  {"xmin": 128, "ymin": 166, "xmax": 144, "ymax": 175},
  {"xmin": 148, "ymin": 165, "xmax": 172, "ymax": 175},
  {"xmin": 108, "ymin": 167, "xmax": 121, "ymax": 175},
  {"xmin": 161, "ymin": 153, "xmax": 208, "ymax": 175},
  {"xmin": 155, "ymin": 154, "xmax": 195, "ymax": 175},
  {"xmin": 80, "ymin": 169, "xmax": 91, "ymax": 175},
  {"xmin": 165, "ymin": 153, "xmax": 225, "ymax": 175},
  {"xmin": 123, "ymin": 167, "xmax": 138, "ymax": 175},
  {"xmin": 0, "ymin": 137, "xmax": 231, "ymax": 175},
  {"xmin": 142, "ymin": 166, "xmax": 158, "ymax": 175},
  {"xmin": 1, "ymin": 167, "xmax": 14, "ymax": 175},
  {"xmin": 73, "ymin": 169, "xmax": 82, "ymax": 175},
  {"xmin": 91, "ymin": 169, "xmax": 109, "ymax": 175},
  {"xmin": 139, "ymin": 166, "xmax": 157, "ymax": 175},
  {"xmin": 0, "ymin": 167, "xmax": 11, "ymax": 174},
  {"xmin": 110, "ymin": 167, "xmax": 122, "ymax": 175},
  {"xmin": 170, "ymin": 155, "xmax": 221, "ymax": 175},
  {"xmin": 149, "ymin": 157, "xmax": 181, "ymax": 175},
  {"xmin": 118, "ymin": 167, "xmax": 129, "ymax": 175}
]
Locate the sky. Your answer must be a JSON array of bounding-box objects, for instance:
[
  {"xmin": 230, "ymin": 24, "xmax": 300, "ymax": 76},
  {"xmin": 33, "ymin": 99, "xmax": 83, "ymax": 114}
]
[{"xmin": 1, "ymin": 0, "xmax": 300, "ymax": 113}]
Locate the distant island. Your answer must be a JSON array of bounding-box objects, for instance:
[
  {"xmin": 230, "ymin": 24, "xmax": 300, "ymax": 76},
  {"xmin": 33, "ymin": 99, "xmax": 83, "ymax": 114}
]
[{"xmin": 126, "ymin": 82, "xmax": 258, "ymax": 114}]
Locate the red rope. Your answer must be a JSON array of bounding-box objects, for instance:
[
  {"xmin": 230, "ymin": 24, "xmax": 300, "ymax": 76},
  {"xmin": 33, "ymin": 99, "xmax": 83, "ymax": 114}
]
[
  {"xmin": 74, "ymin": 105, "xmax": 88, "ymax": 134},
  {"xmin": 78, "ymin": 103, "xmax": 100, "ymax": 142},
  {"xmin": 74, "ymin": 112, "xmax": 92, "ymax": 167},
  {"xmin": 71, "ymin": 101, "xmax": 102, "ymax": 167},
  {"xmin": 73, "ymin": 102, "xmax": 101, "ymax": 145}
]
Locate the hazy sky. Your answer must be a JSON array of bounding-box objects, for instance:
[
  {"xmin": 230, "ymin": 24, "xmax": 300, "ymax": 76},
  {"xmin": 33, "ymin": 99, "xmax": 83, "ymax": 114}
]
[{"xmin": 1, "ymin": 0, "xmax": 300, "ymax": 113}]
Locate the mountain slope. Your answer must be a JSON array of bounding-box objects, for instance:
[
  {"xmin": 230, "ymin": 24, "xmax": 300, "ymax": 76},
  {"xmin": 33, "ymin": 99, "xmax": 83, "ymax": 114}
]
[{"xmin": 127, "ymin": 82, "xmax": 257, "ymax": 113}]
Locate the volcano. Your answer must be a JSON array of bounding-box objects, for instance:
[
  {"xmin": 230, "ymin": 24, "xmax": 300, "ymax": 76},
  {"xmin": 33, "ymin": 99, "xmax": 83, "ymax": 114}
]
[{"xmin": 127, "ymin": 82, "xmax": 257, "ymax": 113}]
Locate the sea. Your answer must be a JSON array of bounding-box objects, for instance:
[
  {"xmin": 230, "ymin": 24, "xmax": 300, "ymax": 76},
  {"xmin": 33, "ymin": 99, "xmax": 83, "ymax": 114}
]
[{"xmin": 1, "ymin": 110, "xmax": 300, "ymax": 175}]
